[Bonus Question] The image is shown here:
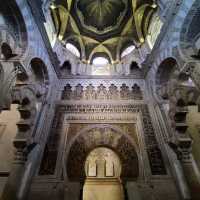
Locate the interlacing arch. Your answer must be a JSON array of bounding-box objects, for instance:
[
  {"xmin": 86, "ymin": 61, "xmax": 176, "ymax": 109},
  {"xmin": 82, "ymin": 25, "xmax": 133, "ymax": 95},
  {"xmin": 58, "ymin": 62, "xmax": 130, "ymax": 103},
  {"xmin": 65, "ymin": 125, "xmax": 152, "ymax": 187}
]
[
  {"xmin": 9, "ymin": 63, "xmax": 49, "ymax": 144},
  {"xmin": 11, "ymin": 85, "xmax": 38, "ymax": 140},
  {"xmin": 180, "ymin": 0, "xmax": 200, "ymax": 59},
  {"xmin": 155, "ymin": 57, "xmax": 200, "ymax": 140},
  {"xmin": 168, "ymin": 87, "xmax": 200, "ymax": 126}
]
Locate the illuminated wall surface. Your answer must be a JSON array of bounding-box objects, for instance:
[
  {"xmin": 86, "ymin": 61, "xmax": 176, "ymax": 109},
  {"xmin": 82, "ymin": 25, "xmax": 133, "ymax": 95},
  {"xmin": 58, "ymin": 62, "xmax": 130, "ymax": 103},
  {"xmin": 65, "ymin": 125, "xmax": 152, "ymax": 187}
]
[
  {"xmin": 83, "ymin": 148, "xmax": 124, "ymax": 200},
  {"xmin": 83, "ymin": 179, "xmax": 124, "ymax": 200}
]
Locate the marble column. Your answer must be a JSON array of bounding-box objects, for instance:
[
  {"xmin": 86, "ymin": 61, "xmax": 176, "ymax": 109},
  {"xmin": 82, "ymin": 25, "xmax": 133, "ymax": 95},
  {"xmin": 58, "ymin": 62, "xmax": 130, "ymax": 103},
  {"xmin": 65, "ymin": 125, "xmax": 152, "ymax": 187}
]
[
  {"xmin": 180, "ymin": 146, "xmax": 200, "ymax": 200},
  {"xmin": 0, "ymin": 138, "xmax": 27, "ymax": 200},
  {"xmin": 172, "ymin": 158, "xmax": 191, "ymax": 200},
  {"xmin": 17, "ymin": 144, "xmax": 41, "ymax": 200}
]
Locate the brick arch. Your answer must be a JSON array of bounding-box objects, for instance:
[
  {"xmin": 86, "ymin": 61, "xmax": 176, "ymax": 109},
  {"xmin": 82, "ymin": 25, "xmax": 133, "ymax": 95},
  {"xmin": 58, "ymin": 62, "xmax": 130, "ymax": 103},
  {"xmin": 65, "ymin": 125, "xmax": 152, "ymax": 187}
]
[{"xmin": 66, "ymin": 125, "xmax": 139, "ymax": 182}]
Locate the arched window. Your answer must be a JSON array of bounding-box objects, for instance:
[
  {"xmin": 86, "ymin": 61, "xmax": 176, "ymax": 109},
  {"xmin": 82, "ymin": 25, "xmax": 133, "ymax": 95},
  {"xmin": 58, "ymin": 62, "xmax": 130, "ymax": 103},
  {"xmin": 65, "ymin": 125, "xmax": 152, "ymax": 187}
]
[
  {"xmin": 121, "ymin": 45, "xmax": 135, "ymax": 58},
  {"xmin": 92, "ymin": 57, "xmax": 109, "ymax": 66},
  {"xmin": 66, "ymin": 43, "xmax": 80, "ymax": 58}
]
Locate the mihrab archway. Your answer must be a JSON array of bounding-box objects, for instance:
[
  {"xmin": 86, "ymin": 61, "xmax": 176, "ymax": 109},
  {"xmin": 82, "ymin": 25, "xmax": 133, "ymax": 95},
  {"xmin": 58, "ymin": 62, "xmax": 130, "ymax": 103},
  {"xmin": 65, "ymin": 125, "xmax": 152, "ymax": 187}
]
[{"xmin": 66, "ymin": 124, "xmax": 139, "ymax": 182}]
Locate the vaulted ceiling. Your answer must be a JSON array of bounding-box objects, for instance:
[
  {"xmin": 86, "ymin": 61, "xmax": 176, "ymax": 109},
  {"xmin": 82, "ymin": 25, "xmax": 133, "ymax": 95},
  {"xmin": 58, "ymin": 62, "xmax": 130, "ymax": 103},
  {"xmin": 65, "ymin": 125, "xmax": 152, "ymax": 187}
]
[{"xmin": 50, "ymin": 0, "xmax": 157, "ymax": 63}]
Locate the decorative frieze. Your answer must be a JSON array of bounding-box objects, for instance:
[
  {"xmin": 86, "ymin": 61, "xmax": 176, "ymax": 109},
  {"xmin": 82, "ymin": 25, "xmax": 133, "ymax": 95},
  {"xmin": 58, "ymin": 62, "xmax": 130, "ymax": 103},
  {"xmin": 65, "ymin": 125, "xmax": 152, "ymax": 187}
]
[
  {"xmin": 140, "ymin": 105, "xmax": 167, "ymax": 175},
  {"xmin": 64, "ymin": 113, "xmax": 137, "ymax": 122},
  {"xmin": 61, "ymin": 83, "xmax": 143, "ymax": 100}
]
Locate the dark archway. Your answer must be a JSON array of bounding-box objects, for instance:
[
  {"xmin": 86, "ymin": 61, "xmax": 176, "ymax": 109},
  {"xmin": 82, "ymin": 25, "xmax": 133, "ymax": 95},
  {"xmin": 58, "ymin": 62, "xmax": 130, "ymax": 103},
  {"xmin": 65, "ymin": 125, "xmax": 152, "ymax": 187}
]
[
  {"xmin": 156, "ymin": 58, "xmax": 178, "ymax": 85},
  {"xmin": 61, "ymin": 60, "xmax": 72, "ymax": 75},
  {"xmin": 155, "ymin": 58, "xmax": 179, "ymax": 100},
  {"xmin": 30, "ymin": 58, "xmax": 49, "ymax": 84},
  {"xmin": 1, "ymin": 43, "xmax": 15, "ymax": 60},
  {"xmin": 129, "ymin": 61, "xmax": 141, "ymax": 75}
]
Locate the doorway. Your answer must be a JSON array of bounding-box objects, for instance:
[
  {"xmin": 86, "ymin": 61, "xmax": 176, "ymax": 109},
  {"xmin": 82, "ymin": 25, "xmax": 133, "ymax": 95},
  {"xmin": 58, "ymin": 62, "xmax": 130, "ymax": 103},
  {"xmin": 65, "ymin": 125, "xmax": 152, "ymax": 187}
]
[{"xmin": 83, "ymin": 147, "xmax": 124, "ymax": 200}]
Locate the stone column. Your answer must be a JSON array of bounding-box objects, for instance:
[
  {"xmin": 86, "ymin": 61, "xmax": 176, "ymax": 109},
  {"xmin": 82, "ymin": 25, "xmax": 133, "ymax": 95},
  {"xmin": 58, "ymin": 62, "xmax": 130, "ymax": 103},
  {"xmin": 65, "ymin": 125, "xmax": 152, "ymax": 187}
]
[
  {"xmin": 172, "ymin": 158, "xmax": 191, "ymax": 200},
  {"xmin": 170, "ymin": 102, "xmax": 200, "ymax": 199},
  {"xmin": 178, "ymin": 139, "xmax": 200, "ymax": 200},
  {"xmin": 17, "ymin": 144, "xmax": 41, "ymax": 200},
  {"xmin": 0, "ymin": 138, "xmax": 27, "ymax": 200},
  {"xmin": 156, "ymin": 104, "xmax": 191, "ymax": 199}
]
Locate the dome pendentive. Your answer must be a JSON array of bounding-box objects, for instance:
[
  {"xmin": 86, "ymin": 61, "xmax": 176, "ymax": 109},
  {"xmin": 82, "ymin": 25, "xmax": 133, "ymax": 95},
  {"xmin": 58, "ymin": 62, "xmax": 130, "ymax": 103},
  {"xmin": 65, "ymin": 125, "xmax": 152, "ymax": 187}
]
[{"xmin": 50, "ymin": 0, "xmax": 157, "ymax": 63}]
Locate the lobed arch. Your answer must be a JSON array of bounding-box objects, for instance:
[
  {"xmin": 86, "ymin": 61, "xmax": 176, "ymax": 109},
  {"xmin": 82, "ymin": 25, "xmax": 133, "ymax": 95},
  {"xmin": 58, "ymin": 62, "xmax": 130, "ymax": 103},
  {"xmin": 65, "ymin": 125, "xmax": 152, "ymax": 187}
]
[{"xmin": 65, "ymin": 124, "xmax": 139, "ymax": 182}]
